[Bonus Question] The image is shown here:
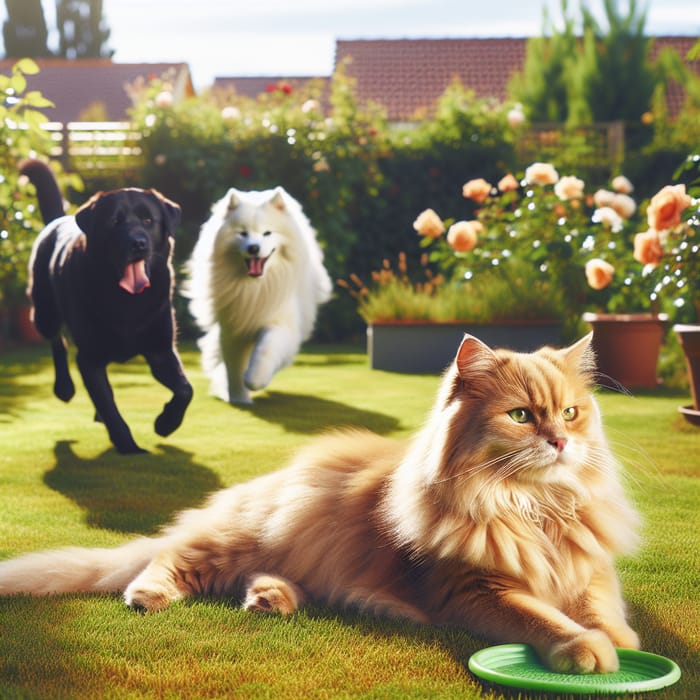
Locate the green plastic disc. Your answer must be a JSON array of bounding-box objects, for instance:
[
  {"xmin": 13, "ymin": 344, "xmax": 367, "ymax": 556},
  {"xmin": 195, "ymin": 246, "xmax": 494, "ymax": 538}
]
[{"xmin": 468, "ymin": 644, "xmax": 681, "ymax": 695}]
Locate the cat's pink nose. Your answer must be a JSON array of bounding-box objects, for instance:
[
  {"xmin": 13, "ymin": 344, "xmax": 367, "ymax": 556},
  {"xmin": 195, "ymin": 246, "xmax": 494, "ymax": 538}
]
[{"xmin": 549, "ymin": 437, "xmax": 567, "ymax": 452}]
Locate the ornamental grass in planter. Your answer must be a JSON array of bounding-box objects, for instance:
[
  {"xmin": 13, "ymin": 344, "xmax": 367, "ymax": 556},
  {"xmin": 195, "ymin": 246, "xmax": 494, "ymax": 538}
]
[{"xmin": 339, "ymin": 254, "xmax": 563, "ymax": 373}]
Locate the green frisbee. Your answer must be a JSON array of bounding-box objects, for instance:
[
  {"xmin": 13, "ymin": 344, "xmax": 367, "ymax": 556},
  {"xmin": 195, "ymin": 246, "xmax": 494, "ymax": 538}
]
[{"xmin": 468, "ymin": 644, "xmax": 681, "ymax": 695}]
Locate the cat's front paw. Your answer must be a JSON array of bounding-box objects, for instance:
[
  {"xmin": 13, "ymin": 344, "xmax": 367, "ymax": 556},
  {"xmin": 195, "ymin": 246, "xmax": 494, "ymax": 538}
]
[
  {"xmin": 547, "ymin": 629, "xmax": 619, "ymax": 673},
  {"xmin": 604, "ymin": 622, "xmax": 640, "ymax": 650},
  {"xmin": 124, "ymin": 580, "xmax": 182, "ymax": 612},
  {"xmin": 242, "ymin": 574, "xmax": 303, "ymax": 615}
]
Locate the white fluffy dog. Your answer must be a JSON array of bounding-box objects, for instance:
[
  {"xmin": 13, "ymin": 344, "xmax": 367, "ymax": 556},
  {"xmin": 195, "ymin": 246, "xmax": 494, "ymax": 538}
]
[{"xmin": 186, "ymin": 187, "xmax": 332, "ymax": 404}]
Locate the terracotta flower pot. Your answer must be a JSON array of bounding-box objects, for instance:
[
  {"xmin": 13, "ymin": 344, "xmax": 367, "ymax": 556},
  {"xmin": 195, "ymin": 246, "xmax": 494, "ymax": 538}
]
[
  {"xmin": 582, "ymin": 312, "xmax": 668, "ymax": 389},
  {"xmin": 674, "ymin": 324, "xmax": 700, "ymax": 426}
]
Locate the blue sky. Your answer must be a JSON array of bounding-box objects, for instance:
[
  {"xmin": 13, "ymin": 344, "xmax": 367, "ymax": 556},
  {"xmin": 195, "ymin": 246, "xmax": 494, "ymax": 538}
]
[{"xmin": 2, "ymin": 1, "xmax": 698, "ymax": 89}]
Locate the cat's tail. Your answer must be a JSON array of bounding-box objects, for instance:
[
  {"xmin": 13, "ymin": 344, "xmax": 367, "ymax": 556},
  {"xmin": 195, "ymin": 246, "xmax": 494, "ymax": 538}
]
[{"xmin": 0, "ymin": 537, "xmax": 162, "ymax": 597}]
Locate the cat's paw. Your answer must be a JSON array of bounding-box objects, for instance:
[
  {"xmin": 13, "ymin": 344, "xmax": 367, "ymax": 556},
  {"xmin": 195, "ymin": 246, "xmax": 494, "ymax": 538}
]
[
  {"xmin": 243, "ymin": 574, "xmax": 304, "ymax": 615},
  {"xmin": 604, "ymin": 623, "xmax": 640, "ymax": 650},
  {"xmin": 124, "ymin": 580, "xmax": 181, "ymax": 612},
  {"xmin": 547, "ymin": 629, "xmax": 619, "ymax": 674}
]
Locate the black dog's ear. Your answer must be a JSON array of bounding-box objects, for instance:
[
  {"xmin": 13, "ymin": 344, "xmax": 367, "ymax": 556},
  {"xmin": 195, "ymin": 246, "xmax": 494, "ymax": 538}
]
[
  {"xmin": 74, "ymin": 192, "xmax": 104, "ymax": 234},
  {"xmin": 149, "ymin": 190, "xmax": 181, "ymax": 238}
]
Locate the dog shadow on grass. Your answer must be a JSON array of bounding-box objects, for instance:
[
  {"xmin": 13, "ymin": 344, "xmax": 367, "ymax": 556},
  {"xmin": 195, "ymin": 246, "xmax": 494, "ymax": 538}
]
[
  {"xmin": 242, "ymin": 391, "xmax": 402, "ymax": 435},
  {"xmin": 44, "ymin": 440, "xmax": 223, "ymax": 535}
]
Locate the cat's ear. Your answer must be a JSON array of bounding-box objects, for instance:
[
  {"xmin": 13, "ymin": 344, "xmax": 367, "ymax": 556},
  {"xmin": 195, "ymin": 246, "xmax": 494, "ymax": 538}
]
[
  {"xmin": 455, "ymin": 334, "xmax": 498, "ymax": 380},
  {"xmin": 561, "ymin": 332, "xmax": 597, "ymax": 374}
]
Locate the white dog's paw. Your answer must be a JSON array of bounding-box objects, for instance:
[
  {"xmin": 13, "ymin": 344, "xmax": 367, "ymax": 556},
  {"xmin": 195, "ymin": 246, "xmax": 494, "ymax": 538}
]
[{"xmin": 244, "ymin": 366, "xmax": 273, "ymax": 392}]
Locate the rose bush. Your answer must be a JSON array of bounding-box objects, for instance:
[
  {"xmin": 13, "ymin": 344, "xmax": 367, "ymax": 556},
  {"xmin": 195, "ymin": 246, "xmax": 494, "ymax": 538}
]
[{"xmin": 408, "ymin": 160, "xmax": 700, "ymax": 337}]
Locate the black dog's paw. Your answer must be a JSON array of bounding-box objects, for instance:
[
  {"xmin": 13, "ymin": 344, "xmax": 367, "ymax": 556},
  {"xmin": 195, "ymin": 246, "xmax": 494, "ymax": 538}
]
[
  {"xmin": 115, "ymin": 442, "xmax": 148, "ymax": 455},
  {"xmin": 154, "ymin": 386, "xmax": 193, "ymax": 437},
  {"xmin": 154, "ymin": 409, "xmax": 180, "ymax": 437},
  {"xmin": 54, "ymin": 377, "xmax": 75, "ymax": 403}
]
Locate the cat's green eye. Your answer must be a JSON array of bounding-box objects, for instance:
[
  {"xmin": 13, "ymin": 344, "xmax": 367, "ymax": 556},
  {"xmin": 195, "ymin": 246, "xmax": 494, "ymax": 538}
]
[
  {"xmin": 508, "ymin": 408, "xmax": 532, "ymax": 424},
  {"xmin": 562, "ymin": 406, "xmax": 578, "ymax": 421}
]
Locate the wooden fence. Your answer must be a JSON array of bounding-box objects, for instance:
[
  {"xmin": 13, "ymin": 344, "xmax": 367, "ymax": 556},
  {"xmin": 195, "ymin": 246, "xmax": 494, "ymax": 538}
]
[{"xmin": 41, "ymin": 121, "xmax": 144, "ymax": 175}]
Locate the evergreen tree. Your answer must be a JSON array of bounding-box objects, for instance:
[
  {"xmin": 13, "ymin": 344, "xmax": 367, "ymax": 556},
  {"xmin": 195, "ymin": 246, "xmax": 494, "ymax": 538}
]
[
  {"xmin": 56, "ymin": 0, "xmax": 112, "ymax": 59},
  {"xmin": 510, "ymin": 0, "xmax": 658, "ymax": 126},
  {"xmin": 508, "ymin": 1, "xmax": 578, "ymax": 122},
  {"xmin": 568, "ymin": 0, "xmax": 656, "ymax": 124},
  {"xmin": 3, "ymin": 0, "xmax": 51, "ymax": 57}
]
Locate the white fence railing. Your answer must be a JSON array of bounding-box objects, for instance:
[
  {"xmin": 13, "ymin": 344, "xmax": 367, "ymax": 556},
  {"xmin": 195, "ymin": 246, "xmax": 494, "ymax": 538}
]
[{"xmin": 41, "ymin": 121, "xmax": 144, "ymax": 174}]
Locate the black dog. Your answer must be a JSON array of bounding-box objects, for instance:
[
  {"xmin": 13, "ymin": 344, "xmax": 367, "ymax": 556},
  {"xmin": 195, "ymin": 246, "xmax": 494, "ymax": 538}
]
[{"xmin": 21, "ymin": 159, "xmax": 193, "ymax": 454}]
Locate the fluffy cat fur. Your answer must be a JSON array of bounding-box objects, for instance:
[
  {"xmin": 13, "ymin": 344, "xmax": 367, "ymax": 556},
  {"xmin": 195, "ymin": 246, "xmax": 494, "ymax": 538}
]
[{"xmin": 0, "ymin": 334, "xmax": 640, "ymax": 674}]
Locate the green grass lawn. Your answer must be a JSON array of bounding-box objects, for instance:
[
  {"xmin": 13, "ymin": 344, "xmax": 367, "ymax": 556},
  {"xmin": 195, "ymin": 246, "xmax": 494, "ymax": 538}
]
[{"xmin": 0, "ymin": 341, "xmax": 698, "ymax": 699}]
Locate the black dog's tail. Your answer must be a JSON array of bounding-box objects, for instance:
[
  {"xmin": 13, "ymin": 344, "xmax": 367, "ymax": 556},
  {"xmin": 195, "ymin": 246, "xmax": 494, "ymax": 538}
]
[{"xmin": 20, "ymin": 158, "xmax": 65, "ymax": 224}]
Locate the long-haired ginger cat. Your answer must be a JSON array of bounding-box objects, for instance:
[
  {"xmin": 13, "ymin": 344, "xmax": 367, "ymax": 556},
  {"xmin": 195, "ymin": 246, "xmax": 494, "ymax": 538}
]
[{"xmin": 0, "ymin": 334, "xmax": 640, "ymax": 674}]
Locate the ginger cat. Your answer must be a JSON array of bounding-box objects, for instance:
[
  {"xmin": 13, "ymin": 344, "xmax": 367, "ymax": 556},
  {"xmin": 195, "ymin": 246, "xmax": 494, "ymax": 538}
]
[{"xmin": 0, "ymin": 334, "xmax": 640, "ymax": 673}]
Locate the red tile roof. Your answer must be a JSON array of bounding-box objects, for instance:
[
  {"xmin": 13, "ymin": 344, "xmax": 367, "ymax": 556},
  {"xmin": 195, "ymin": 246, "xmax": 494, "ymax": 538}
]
[
  {"xmin": 335, "ymin": 36, "xmax": 699, "ymax": 121},
  {"xmin": 0, "ymin": 59, "xmax": 195, "ymax": 122}
]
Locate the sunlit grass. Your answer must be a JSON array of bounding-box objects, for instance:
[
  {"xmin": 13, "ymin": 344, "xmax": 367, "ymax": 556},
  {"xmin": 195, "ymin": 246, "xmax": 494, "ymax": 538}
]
[{"xmin": 0, "ymin": 341, "xmax": 698, "ymax": 699}]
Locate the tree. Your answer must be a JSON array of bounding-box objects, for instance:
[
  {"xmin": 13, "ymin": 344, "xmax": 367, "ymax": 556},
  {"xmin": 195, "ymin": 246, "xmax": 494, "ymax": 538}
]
[
  {"xmin": 510, "ymin": 0, "xmax": 658, "ymax": 126},
  {"xmin": 3, "ymin": 0, "xmax": 51, "ymax": 57},
  {"xmin": 56, "ymin": 0, "xmax": 112, "ymax": 59}
]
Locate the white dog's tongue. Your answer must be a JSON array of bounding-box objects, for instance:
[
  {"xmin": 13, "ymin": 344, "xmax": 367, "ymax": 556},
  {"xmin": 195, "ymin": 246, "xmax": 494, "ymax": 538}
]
[
  {"xmin": 247, "ymin": 257, "xmax": 266, "ymax": 277},
  {"xmin": 119, "ymin": 260, "xmax": 150, "ymax": 294}
]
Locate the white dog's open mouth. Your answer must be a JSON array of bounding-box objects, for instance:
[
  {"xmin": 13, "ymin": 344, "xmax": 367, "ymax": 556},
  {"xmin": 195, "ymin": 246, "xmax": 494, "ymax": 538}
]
[{"xmin": 245, "ymin": 252, "xmax": 274, "ymax": 277}]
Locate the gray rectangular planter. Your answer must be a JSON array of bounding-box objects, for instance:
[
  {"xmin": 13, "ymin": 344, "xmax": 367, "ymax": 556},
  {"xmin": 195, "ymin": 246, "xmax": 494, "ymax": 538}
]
[{"xmin": 367, "ymin": 321, "xmax": 563, "ymax": 374}]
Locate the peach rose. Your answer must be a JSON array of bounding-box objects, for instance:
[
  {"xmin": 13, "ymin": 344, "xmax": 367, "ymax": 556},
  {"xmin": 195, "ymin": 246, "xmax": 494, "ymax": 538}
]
[
  {"xmin": 524, "ymin": 162, "xmax": 559, "ymax": 186},
  {"xmin": 610, "ymin": 193, "xmax": 637, "ymax": 219},
  {"xmin": 554, "ymin": 175, "xmax": 585, "ymax": 201},
  {"xmin": 593, "ymin": 189, "xmax": 615, "ymax": 208},
  {"xmin": 585, "ymin": 258, "xmax": 615, "ymax": 290},
  {"xmin": 593, "ymin": 206, "xmax": 623, "ymax": 232},
  {"xmin": 498, "ymin": 173, "xmax": 519, "ymax": 193},
  {"xmin": 646, "ymin": 184, "xmax": 692, "ymax": 231},
  {"xmin": 462, "ymin": 178, "xmax": 493, "ymax": 204},
  {"xmin": 447, "ymin": 220, "xmax": 482, "ymax": 252},
  {"xmin": 633, "ymin": 229, "xmax": 664, "ymax": 266},
  {"xmin": 413, "ymin": 208, "xmax": 445, "ymax": 238},
  {"xmin": 611, "ymin": 175, "xmax": 634, "ymax": 194},
  {"xmin": 507, "ymin": 106, "xmax": 525, "ymax": 128}
]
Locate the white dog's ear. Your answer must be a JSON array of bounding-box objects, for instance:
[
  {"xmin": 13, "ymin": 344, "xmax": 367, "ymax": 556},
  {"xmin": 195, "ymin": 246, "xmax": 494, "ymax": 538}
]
[
  {"xmin": 226, "ymin": 189, "xmax": 241, "ymax": 211},
  {"xmin": 269, "ymin": 188, "xmax": 287, "ymax": 212}
]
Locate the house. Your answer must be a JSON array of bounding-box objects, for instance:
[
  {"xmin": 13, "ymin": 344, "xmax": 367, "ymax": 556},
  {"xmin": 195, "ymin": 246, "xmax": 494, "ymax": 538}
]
[
  {"xmin": 214, "ymin": 37, "xmax": 699, "ymax": 123},
  {"xmin": 0, "ymin": 58, "xmax": 195, "ymax": 122},
  {"xmin": 334, "ymin": 37, "xmax": 699, "ymax": 122}
]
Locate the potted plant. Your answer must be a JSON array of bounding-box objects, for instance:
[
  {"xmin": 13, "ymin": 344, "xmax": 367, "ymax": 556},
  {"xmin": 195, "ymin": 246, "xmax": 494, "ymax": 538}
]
[
  {"xmin": 340, "ymin": 252, "xmax": 563, "ymax": 372},
  {"xmin": 629, "ymin": 156, "xmax": 700, "ymax": 423}
]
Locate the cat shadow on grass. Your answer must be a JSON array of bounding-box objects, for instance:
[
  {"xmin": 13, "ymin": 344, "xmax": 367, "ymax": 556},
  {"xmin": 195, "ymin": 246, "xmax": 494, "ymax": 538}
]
[
  {"xmin": 242, "ymin": 391, "xmax": 403, "ymax": 435},
  {"xmin": 44, "ymin": 440, "xmax": 223, "ymax": 535}
]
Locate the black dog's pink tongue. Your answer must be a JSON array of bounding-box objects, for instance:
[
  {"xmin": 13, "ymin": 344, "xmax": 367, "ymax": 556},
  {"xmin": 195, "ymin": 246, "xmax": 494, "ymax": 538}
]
[{"xmin": 119, "ymin": 260, "xmax": 150, "ymax": 294}]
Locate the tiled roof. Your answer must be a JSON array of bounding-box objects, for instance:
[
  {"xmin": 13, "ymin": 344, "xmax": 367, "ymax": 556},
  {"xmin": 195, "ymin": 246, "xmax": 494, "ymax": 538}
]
[
  {"xmin": 0, "ymin": 59, "xmax": 195, "ymax": 122},
  {"xmin": 335, "ymin": 36, "xmax": 699, "ymax": 121}
]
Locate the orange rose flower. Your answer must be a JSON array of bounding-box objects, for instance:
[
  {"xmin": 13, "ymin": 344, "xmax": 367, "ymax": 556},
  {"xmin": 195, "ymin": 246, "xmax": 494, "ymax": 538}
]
[
  {"xmin": 524, "ymin": 162, "xmax": 559, "ymax": 186},
  {"xmin": 497, "ymin": 173, "xmax": 519, "ymax": 193},
  {"xmin": 462, "ymin": 178, "xmax": 493, "ymax": 204},
  {"xmin": 554, "ymin": 175, "xmax": 585, "ymax": 201},
  {"xmin": 413, "ymin": 208, "xmax": 445, "ymax": 239},
  {"xmin": 633, "ymin": 229, "xmax": 664, "ymax": 266},
  {"xmin": 646, "ymin": 184, "xmax": 692, "ymax": 231},
  {"xmin": 447, "ymin": 220, "xmax": 482, "ymax": 252},
  {"xmin": 585, "ymin": 258, "xmax": 615, "ymax": 290}
]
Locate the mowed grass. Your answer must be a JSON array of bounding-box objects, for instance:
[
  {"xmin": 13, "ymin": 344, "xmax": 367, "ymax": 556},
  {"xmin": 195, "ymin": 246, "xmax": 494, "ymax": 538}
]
[{"xmin": 0, "ymin": 340, "xmax": 698, "ymax": 700}]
